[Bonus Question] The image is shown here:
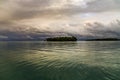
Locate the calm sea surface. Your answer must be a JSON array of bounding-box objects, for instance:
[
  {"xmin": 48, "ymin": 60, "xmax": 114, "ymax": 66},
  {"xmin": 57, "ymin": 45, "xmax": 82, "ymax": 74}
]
[{"xmin": 0, "ymin": 41, "xmax": 120, "ymax": 80}]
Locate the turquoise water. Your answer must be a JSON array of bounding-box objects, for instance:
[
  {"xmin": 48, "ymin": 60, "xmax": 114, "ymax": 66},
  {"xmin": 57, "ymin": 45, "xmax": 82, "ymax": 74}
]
[{"xmin": 0, "ymin": 41, "xmax": 120, "ymax": 80}]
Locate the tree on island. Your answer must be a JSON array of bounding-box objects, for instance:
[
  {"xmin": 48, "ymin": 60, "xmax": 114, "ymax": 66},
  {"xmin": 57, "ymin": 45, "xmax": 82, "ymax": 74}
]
[
  {"xmin": 86, "ymin": 38, "xmax": 120, "ymax": 41},
  {"xmin": 46, "ymin": 36, "xmax": 77, "ymax": 41}
]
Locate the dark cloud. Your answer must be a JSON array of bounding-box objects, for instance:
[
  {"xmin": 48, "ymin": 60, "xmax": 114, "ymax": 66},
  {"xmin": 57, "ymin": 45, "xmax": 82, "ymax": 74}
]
[
  {"xmin": 16, "ymin": 0, "xmax": 51, "ymax": 8},
  {"xmin": 1, "ymin": 0, "xmax": 120, "ymax": 21},
  {"xmin": 0, "ymin": 0, "xmax": 120, "ymax": 40},
  {"xmin": 84, "ymin": 20, "xmax": 120, "ymax": 38},
  {"xmin": 0, "ymin": 20, "xmax": 120, "ymax": 40}
]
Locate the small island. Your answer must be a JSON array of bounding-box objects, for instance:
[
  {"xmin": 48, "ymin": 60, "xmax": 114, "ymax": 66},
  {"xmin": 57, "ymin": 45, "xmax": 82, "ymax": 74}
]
[
  {"xmin": 46, "ymin": 36, "xmax": 77, "ymax": 41},
  {"xmin": 85, "ymin": 38, "xmax": 120, "ymax": 41}
]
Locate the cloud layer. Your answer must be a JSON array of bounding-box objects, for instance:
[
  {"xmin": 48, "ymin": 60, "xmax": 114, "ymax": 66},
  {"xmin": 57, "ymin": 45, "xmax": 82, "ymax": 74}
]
[{"xmin": 0, "ymin": 0, "xmax": 120, "ymax": 40}]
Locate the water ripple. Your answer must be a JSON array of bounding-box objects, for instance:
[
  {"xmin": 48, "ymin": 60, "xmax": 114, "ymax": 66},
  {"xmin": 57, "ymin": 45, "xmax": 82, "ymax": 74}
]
[{"xmin": 0, "ymin": 41, "xmax": 120, "ymax": 80}]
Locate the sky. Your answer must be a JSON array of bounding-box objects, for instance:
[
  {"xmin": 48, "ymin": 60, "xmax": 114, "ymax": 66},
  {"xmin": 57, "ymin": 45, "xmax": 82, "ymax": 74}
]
[{"xmin": 0, "ymin": 0, "xmax": 120, "ymax": 40}]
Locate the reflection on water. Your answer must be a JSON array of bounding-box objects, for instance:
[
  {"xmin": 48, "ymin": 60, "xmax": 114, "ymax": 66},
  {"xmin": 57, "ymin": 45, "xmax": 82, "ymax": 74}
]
[{"xmin": 0, "ymin": 41, "xmax": 120, "ymax": 80}]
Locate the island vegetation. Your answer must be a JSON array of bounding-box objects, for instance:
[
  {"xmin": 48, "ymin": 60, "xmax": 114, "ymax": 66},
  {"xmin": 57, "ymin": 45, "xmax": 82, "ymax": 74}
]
[
  {"xmin": 85, "ymin": 38, "xmax": 120, "ymax": 41},
  {"xmin": 46, "ymin": 36, "xmax": 77, "ymax": 41}
]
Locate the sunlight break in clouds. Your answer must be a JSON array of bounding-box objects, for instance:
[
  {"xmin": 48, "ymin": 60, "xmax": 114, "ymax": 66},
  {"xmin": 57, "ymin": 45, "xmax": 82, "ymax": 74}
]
[{"xmin": 0, "ymin": 0, "xmax": 120, "ymax": 40}]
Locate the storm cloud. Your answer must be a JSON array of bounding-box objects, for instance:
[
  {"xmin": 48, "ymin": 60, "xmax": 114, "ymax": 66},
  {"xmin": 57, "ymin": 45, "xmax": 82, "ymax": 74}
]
[{"xmin": 0, "ymin": 0, "xmax": 120, "ymax": 40}]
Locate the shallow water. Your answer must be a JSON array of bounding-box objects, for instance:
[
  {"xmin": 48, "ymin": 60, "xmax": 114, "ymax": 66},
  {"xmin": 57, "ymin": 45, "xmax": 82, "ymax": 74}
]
[{"xmin": 0, "ymin": 41, "xmax": 120, "ymax": 80}]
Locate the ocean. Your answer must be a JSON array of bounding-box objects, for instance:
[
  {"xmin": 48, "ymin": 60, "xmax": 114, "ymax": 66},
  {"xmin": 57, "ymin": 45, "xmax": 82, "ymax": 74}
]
[{"xmin": 0, "ymin": 41, "xmax": 120, "ymax": 80}]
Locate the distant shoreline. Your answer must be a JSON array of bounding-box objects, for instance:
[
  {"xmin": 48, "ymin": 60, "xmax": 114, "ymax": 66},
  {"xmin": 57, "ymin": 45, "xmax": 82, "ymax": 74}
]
[
  {"xmin": 85, "ymin": 38, "xmax": 120, "ymax": 41},
  {"xmin": 0, "ymin": 38, "xmax": 120, "ymax": 41}
]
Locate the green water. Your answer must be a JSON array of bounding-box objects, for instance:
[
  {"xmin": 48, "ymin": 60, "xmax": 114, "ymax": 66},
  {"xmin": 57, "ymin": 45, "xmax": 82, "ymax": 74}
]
[{"xmin": 0, "ymin": 41, "xmax": 120, "ymax": 80}]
